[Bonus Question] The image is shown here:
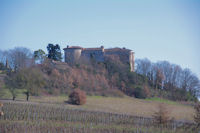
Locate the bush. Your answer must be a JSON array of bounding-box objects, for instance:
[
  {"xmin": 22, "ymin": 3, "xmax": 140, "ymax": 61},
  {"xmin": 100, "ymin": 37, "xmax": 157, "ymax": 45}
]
[
  {"xmin": 134, "ymin": 87, "xmax": 148, "ymax": 99},
  {"xmin": 169, "ymin": 89, "xmax": 197, "ymax": 102},
  {"xmin": 0, "ymin": 102, "xmax": 3, "ymax": 107},
  {"xmin": 194, "ymin": 103, "xmax": 200, "ymax": 128},
  {"xmin": 68, "ymin": 89, "xmax": 86, "ymax": 105},
  {"xmin": 152, "ymin": 104, "xmax": 170, "ymax": 125},
  {"xmin": 0, "ymin": 111, "xmax": 3, "ymax": 116},
  {"xmin": 0, "ymin": 102, "xmax": 3, "ymax": 116}
]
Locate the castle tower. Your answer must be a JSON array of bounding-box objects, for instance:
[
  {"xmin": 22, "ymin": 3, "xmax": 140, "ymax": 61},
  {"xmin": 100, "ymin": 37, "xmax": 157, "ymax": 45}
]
[{"xmin": 63, "ymin": 46, "xmax": 82, "ymax": 63}]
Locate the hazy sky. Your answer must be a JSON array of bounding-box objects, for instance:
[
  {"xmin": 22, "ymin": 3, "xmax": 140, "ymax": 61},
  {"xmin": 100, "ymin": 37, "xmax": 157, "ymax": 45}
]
[{"xmin": 0, "ymin": 0, "xmax": 200, "ymax": 78}]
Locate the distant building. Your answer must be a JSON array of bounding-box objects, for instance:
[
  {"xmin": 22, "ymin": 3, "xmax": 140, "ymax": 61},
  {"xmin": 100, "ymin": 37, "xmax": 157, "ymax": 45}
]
[{"xmin": 63, "ymin": 46, "xmax": 135, "ymax": 72}]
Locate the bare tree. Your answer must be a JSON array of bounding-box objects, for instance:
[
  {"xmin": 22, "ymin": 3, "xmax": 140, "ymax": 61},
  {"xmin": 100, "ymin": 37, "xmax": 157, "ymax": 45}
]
[
  {"xmin": 152, "ymin": 104, "xmax": 170, "ymax": 125},
  {"xmin": 155, "ymin": 61, "xmax": 182, "ymax": 90},
  {"xmin": 136, "ymin": 58, "xmax": 200, "ymax": 100},
  {"xmin": 155, "ymin": 68, "xmax": 165, "ymax": 89},
  {"xmin": 0, "ymin": 50, "xmax": 3, "ymax": 63},
  {"xmin": 185, "ymin": 74, "xmax": 200, "ymax": 97},
  {"xmin": 155, "ymin": 61, "xmax": 171, "ymax": 83},
  {"xmin": 180, "ymin": 68, "xmax": 191, "ymax": 91},
  {"xmin": 135, "ymin": 58, "xmax": 152, "ymax": 77},
  {"xmin": 7, "ymin": 47, "xmax": 33, "ymax": 70},
  {"xmin": 0, "ymin": 50, "xmax": 9, "ymax": 65},
  {"xmin": 171, "ymin": 65, "xmax": 182, "ymax": 88}
]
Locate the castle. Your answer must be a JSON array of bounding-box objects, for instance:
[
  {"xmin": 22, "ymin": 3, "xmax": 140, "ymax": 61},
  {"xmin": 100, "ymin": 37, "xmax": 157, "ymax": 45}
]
[{"xmin": 63, "ymin": 46, "xmax": 135, "ymax": 72}]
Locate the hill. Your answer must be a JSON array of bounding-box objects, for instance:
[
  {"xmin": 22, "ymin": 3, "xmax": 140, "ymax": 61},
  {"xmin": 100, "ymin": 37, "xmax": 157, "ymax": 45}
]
[
  {"xmin": 1, "ymin": 46, "xmax": 199, "ymax": 102},
  {"xmin": 0, "ymin": 48, "xmax": 199, "ymax": 132},
  {"xmin": 6, "ymin": 56, "xmax": 147, "ymax": 98},
  {"xmin": 0, "ymin": 54, "xmax": 199, "ymax": 102}
]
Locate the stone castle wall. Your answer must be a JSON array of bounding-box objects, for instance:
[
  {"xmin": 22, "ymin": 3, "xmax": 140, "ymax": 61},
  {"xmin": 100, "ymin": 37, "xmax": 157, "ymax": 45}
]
[
  {"xmin": 64, "ymin": 47, "xmax": 82, "ymax": 63},
  {"xmin": 63, "ymin": 46, "xmax": 134, "ymax": 71},
  {"xmin": 104, "ymin": 48, "xmax": 134, "ymax": 71},
  {"xmin": 82, "ymin": 49, "xmax": 104, "ymax": 62}
]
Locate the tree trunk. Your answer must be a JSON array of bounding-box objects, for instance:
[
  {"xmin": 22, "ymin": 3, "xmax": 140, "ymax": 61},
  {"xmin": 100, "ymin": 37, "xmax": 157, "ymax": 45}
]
[
  {"xmin": 12, "ymin": 96, "xmax": 15, "ymax": 101},
  {"xmin": 26, "ymin": 92, "xmax": 29, "ymax": 101},
  {"xmin": 26, "ymin": 95, "xmax": 29, "ymax": 101}
]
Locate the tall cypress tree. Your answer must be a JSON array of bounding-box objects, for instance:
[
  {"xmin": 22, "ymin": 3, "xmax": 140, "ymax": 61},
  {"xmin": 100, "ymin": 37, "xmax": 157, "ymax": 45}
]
[{"xmin": 47, "ymin": 44, "xmax": 62, "ymax": 61}]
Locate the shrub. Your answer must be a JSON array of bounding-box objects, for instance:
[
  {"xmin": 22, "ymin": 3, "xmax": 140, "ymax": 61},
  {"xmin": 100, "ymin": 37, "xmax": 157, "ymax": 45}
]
[
  {"xmin": 152, "ymin": 104, "xmax": 170, "ymax": 125},
  {"xmin": 143, "ymin": 85, "xmax": 150, "ymax": 98},
  {"xmin": 0, "ymin": 102, "xmax": 3, "ymax": 116},
  {"xmin": 0, "ymin": 111, "xmax": 3, "ymax": 116},
  {"xmin": 134, "ymin": 87, "xmax": 148, "ymax": 99},
  {"xmin": 194, "ymin": 103, "xmax": 200, "ymax": 128},
  {"xmin": 0, "ymin": 102, "xmax": 3, "ymax": 107},
  {"xmin": 68, "ymin": 89, "xmax": 86, "ymax": 105}
]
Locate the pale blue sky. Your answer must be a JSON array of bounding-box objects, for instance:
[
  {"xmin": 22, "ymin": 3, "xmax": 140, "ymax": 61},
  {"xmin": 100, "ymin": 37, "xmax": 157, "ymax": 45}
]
[{"xmin": 0, "ymin": 0, "xmax": 200, "ymax": 78}]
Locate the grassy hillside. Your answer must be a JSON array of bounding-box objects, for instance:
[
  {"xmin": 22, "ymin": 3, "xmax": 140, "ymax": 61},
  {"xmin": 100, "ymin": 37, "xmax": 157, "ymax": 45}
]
[
  {"xmin": 41, "ymin": 96, "xmax": 195, "ymax": 121},
  {"xmin": 1, "ymin": 101, "xmax": 196, "ymax": 133},
  {"xmin": 0, "ymin": 83, "xmax": 196, "ymax": 132},
  {"xmin": 0, "ymin": 96, "xmax": 196, "ymax": 133},
  {"xmin": 0, "ymin": 89, "xmax": 195, "ymax": 122}
]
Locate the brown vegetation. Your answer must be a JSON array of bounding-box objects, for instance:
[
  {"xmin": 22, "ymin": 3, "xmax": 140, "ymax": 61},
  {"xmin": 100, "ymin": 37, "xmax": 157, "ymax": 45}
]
[
  {"xmin": 0, "ymin": 102, "xmax": 3, "ymax": 116},
  {"xmin": 194, "ymin": 103, "xmax": 200, "ymax": 128},
  {"xmin": 152, "ymin": 104, "xmax": 170, "ymax": 125},
  {"xmin": 0, "ymin": 102, "xmax": 3, "ymax": 107},
  {"xmin": 0, "ymin": 111, "xmax": 4, "ymax": 116},
  {"xmin": 68, "ymin": 89, "xmax": 86, "ymax": 105}
]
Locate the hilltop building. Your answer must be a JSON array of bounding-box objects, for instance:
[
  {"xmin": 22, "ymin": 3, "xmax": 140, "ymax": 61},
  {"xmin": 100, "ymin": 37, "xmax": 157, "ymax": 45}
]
[{"xmin": 63, "ymin": 46, "xmax": 135, "ymax": 72}]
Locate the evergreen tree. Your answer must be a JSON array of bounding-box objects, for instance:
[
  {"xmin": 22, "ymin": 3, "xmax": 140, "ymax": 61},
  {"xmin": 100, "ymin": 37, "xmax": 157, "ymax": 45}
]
[{"xmin": 47, "ymin": 44, "xmax": 62, "ymax": 61}]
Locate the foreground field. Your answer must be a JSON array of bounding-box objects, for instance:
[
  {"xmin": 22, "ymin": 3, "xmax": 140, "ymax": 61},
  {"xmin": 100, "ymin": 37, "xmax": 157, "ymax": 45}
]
[
  {"xmin": 0, "ymin": 90, "xmax": 197, "ymax": 132},
  {"xmin": 0, "ymin": 101, "xmax": 197, "ymax": 133},
  {"xmin": 0, "ymin": 90, "xmax": 195, "ymax": 122}
]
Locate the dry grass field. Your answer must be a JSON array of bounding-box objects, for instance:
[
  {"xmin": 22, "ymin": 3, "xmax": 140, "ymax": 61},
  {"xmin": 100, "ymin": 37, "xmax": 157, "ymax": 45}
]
[
  {"xmin": 1, "ymin": 94, "xmax": 195, "ymax": 122},
  {"xmin": 82, "ymin": 96, "xmax": 195, "ymax": 121},
  {"xmin": 0, "ymin": 92, "xmax": 197, "ymax": 133}
]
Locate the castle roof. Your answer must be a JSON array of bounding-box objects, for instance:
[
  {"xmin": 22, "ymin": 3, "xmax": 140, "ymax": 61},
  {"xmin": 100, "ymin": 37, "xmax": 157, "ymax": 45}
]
[
  {"xmin": 104, "ymin": 48, "xmax": 132, "ymax": 52},
  {"xmin": 63, "ymin": 46, "xmax": 134, "ymax": 53},
  {"xmin": 63, "ymin": 46, "xmax": 82, "ymax": 50},
  {"xmin": 82, "ymin": 48, "xmax": 103, "ymax": 51}
]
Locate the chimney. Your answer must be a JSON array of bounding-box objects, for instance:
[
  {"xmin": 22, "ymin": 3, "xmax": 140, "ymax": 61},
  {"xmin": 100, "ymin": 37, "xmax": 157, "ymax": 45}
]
[{"xmin": 101, "ymin": 45, "xmax": 104, "ymax": 52}]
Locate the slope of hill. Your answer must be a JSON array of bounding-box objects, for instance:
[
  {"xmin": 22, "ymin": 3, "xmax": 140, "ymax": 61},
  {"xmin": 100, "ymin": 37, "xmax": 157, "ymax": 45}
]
[
  {"xmin": 1, "ymin": 97, "xmax": 196, "ymax": 133},
  {"xmin": 1, "ymin": 55, "xmax": 198, "ymax": 102},
  {"xmin": 0, "ymin": 92, "xmax": 195, "ymax": 122},
  {"xmin": 33, "ymin": 57, "xmax": 147, "ymax": 98}
]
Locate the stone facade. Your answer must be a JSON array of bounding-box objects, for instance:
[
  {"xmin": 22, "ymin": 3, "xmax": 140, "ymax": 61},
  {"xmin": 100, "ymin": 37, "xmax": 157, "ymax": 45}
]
[{"xmin": 63, "ymin": 46, "xmax": 134, "ymax": 72}]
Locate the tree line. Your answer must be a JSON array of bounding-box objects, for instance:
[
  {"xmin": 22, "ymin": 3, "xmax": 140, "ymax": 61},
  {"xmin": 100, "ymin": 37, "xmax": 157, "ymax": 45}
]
[
  {"xmin": 136, "ymin": 58, "xmax": 200, "ymax": 101},
  {"xmin": 0, "ymin": 44, "xmax": 62, "ymax": 71},
  {"xmin": 0, "ymin": 44, "xmax": 62, "ymax": 101}
]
